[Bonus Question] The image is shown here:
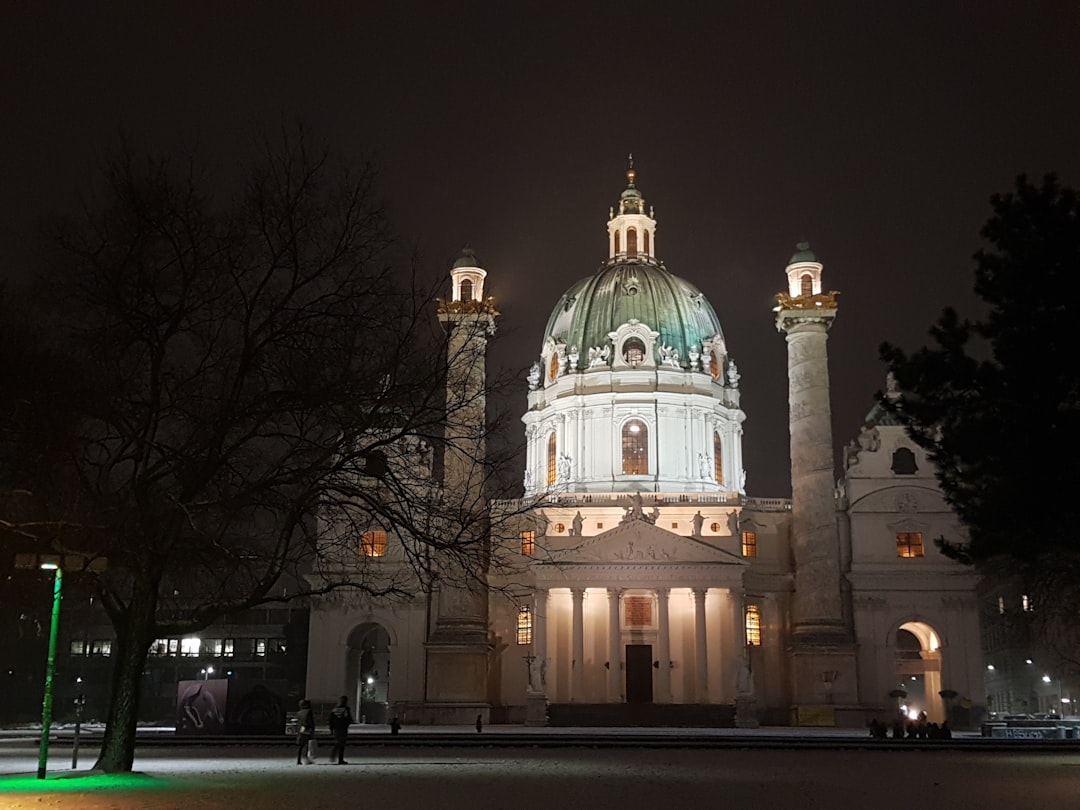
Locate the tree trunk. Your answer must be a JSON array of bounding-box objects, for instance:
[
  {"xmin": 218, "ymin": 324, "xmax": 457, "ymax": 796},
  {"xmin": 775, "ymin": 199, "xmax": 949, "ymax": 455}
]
[{"xmin": 94, "ymin": 582, "xmax": 158, "ymax": 772}]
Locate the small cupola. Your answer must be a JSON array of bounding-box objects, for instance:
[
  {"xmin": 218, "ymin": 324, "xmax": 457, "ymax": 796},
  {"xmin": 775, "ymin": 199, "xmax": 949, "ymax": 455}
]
[
  {"xmin": 784, "ymin": 241, "xmax": 823, "ymax": 298},
  {"xmin": 607, "ymin": 154, "xmax": 658, "ymax": 262},
  {"xmin": 450, "ymin": 247, "xmax": 487, "ymax": 303}
]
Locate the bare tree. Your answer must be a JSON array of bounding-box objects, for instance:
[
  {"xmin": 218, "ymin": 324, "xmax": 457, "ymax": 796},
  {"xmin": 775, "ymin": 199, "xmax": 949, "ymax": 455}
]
[{"xmin": 12, "ymin": 130, "xmax": 523, "ymax": 772}]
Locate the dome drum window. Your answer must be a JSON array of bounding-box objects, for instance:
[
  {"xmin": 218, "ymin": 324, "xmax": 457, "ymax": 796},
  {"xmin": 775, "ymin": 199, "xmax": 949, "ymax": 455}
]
[{"xmin": 621, "ymin": 419, "xmax": 649, "ymax": 475}]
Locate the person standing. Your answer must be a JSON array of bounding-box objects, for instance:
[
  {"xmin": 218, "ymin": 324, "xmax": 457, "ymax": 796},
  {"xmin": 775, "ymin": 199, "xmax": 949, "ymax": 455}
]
[
  {"xmin": 295, "ymin": 699, "xmax": 315, "ymax": 765},
  {"xmin": 328, "ymin": 695, "xmax": 353, "ymax": 764}
]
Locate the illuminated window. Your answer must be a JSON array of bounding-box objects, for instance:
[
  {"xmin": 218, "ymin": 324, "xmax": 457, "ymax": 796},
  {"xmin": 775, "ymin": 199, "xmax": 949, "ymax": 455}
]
[
  {"xmin": 622, "ymin": 337, "xmax": 646, "ymax": 367},
  {"xmin": 207, "ymin": 639, "xmax": 224, "ymax": 656},
  {"xmin": 1022, "ymin": 594, "xmax": 1032, "ymax": 612},
  {"xmin": 255, "ymin": 638, "xmax": 267, "ymax": 657},
  {"xmin": 70, "ymin": 640, "xmax": 86, "ymax": 656},
  {"xmin": 91, "ymin": 640, "xmax": 112, "ymax": 657},
  {"xmin": 800, "ymin": 273, "xmax": 813, "ymax": 297},
  {"xmin": 546, "ymin": 433, "xmax": 557, "ymax": 486},
  {"xmin": 459, "ymin": 278, "xmax": 473, "ymax": 302},
  {"xmin": 222, "ymin": 638, "xmax": 235, "ymax": 657},
  {"xmin": 516, "ymin": 606, "xmax": 533, "ymax": 645},
  {"xmin": 621, "ymin": 419, "xmax": 648, "ymax": 474},
  {"xmin": 520, "ymin": 530, "xmax": 536, "ymax": 556},
  {"xmin": 555, "ymin": 523, "xmax": 565, "ymax": 533},
  {"xmin": 896, "ymin": 532, "xmax": 924, "ymax": 558},
  {"xmin": 627, "ymin": 227, "xmax": 638, "ymax": 257},
  {"xmin": 361, "ymin": 530, "xmax": 387, "ymax": 557},
  {"xmin": 745, "ymin": 605, "xmax": 762, "ymax": 646},
  {"xmin": 709, "ymin": 352, "xmax": 721, "ymax": 380},
  {"xmin": 710, "ymin": 522, "xmax": 721, "ymax": 533},
  {"xmin": 997, "ymin": 596, "xmax": 1005, "ymax": 615},
  {"xmin": 741, "ymin": 531, "xmax": 758, "ymax": 557},
  {"xmin": 713, "ymin": 432, "xmax": 724, "ymax": 484},
  {"xmin": 149, "ymin": 639, "xmax": 169, "ymax": 656},
  {"xmin": 549, "ymin": 353, "xmax": 559, "ymax": 382},
  {"xmin": 643, "ymin": 230, "xmax": 650, "ymax": 255},
  {"xmin": 180, "ymin": 638, "xmax": 201, "ymax": 657}
]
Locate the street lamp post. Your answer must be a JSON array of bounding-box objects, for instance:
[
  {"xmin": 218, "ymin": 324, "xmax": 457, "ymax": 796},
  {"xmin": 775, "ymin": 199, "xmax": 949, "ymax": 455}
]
[{"xmin": 37, "ymin": 563, "xmax": 63, "ymax": 780}]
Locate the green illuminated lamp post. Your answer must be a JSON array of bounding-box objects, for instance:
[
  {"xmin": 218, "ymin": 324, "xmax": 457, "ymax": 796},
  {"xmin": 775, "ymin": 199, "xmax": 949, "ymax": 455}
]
[{"xmin": 37, "ymin": 562, "xmax": 63, "ymax": 780}]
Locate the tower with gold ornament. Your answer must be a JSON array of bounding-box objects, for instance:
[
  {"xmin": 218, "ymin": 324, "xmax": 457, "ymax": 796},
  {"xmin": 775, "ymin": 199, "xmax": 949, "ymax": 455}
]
[
  {"xmin": 775, "ymin": 244, "xmax": 859, "ymax": 721},
  {"xmin": 423, "ymin": 248, "xmax": 498, "ymax": 724}
]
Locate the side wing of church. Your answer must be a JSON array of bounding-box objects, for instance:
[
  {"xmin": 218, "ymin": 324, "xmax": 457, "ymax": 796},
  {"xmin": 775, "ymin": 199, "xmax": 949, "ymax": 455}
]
[{"xmin": 304, "ymin": 165, "xmax": 985, "ymax": 727}]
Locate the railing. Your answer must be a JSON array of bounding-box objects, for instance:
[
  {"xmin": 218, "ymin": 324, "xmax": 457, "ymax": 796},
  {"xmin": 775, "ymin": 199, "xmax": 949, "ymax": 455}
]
[{"xmin": 491, "ymin": 492, "xmax": 770, "ymax": 510}]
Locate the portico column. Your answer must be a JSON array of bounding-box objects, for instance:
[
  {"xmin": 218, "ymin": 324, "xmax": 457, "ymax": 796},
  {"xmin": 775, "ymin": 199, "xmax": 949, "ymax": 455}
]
[
  {"xmin": 693, "ymin": 587, "xmax": 709, "ymax": 703},
  {"xmin": 533, "ymin": 588, "xmax": 548, "ymax": 693},
  {"xmin": 655, "ymin": 587, "xmax": 671, "ymax": 703},
  {"xmin": 607, "ymin": 588, "xmax": 622, "ymax": 702},
  {"xmin": 571, "ymin": 588, "xmax": 585, "ymax": 701}
]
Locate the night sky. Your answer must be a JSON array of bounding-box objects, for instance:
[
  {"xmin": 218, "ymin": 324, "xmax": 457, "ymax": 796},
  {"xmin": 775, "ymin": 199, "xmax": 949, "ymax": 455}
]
[{"xmin": 3, "ymin": 2, "xmax": 1079, "ymax": 497}]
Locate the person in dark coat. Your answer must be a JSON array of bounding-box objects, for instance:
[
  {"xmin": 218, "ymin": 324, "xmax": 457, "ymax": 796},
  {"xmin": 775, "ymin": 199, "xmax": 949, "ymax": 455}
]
[
  {"xmin": 328, "ymin": 695, "xmax": 353, "ymax": 764},
  {"xmin": 296, "ymin": 699, "xmax": 315, "ymax": 765}
]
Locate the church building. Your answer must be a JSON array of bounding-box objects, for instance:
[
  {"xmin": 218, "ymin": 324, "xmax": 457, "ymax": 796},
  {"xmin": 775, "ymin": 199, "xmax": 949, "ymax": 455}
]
[{"xmin": 304, "ymin": 165, "xmax": 985, "ymax": 727}]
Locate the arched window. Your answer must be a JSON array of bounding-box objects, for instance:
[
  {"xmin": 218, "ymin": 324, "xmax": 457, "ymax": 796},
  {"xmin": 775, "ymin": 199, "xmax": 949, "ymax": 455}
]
[
  {"xmin": 643, "ymin": 230, "xmax": 651, "ymax": 255},
  {"xmin": 800, "ymin": 273, "xmax": 814, "ymax": 297},
  {"xmin": 709, "ymin": 352, "xmax": 721, "ymax": 380},
  {"xmin": 713, "ymin": 432, "xmax": 724, "ymax": 484},
  {"xmin": 546, "ymin": 433, "xmax": 557, "ymax": 486},
  {"xmin": 614, "ymin": 230, "xmax": 621, "ymax": 254},
  {"xmin": 459, "ymin": 278, "xmax": 473, "ymax": 302},
  {"xmin": 627, "ymin": 227, "xmax": 638, "ymax": 257},
  {"xmin": 622, "ymin": 419, "xmax": 648, "ymax": 475},
  {"xmin": 548, "ymin": 352, "xmax": 560, "ymax": 382},
  {"xmin": 622, "ymin": 337, "xmax": 646, "ymax": 367},
  {"xmin": 891, "ymin": 447, "xmax": 917, "ymax": 475}
]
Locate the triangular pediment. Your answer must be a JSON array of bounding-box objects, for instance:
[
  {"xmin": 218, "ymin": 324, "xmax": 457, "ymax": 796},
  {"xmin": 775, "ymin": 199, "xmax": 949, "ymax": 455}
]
[{"xmin": 549, "ymin": 520, "xmax": 746, "ymax": 565}]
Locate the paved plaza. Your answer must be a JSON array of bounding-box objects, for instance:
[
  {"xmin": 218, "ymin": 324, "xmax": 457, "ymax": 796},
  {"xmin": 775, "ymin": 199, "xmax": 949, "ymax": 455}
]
[{"xmin": 1, "ymin": 727, "xmax": 1078, "ymax": 810}]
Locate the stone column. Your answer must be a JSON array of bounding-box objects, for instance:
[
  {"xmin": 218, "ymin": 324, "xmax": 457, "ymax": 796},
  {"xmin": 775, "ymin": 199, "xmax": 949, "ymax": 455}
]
[
  {"xmin": 775, "ymin": 246, "xmax": 858, "ymax": 711},
  {"xmin": 693, "ymin": 587, "xmax": 709, "ymax": 703},
  {"xmin": 655, "ymin": 587, "xmax": 672, "ymax": 703},
  {"xmin": 533, "ymin": 589, "xmax": 548, "ymax": 690},
  {"xmin": 571, "ymin": 588, "xmax": 585, "ymax": 702},
  {"xmin": 607, "ymin": 588, "xmax": 622, "ymax": 702}
]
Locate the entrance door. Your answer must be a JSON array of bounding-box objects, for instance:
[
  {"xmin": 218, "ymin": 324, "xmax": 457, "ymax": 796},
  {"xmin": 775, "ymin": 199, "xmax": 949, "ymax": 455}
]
[{"xmin": 625, "ymin": 644, "xmax": 654, "ymax": 703}]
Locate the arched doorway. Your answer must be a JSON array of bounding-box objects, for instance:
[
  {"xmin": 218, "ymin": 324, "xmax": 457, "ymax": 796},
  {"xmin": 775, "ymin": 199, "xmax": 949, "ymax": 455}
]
[
  {"xmin": 894, "ymin": 621, "xmax": 944, "ymax": 723},
  {"xmin": 345, "ymin": 623, "xmax": 391, "ymax": 724}
]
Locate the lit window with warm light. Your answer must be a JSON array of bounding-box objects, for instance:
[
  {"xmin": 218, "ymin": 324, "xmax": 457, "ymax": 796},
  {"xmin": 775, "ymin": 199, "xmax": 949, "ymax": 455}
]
[
  {"xmin": 741, "ymin": 531, "xmax": 758, "ymax": 558},
  {"xmin": 546, "ymin": 433, "xmax": 557, "ymax": 486},
  {"xmin": 745, "ymin": 604, "xmax": 762, "ymax": 646},
  {"xmin": 896, "ymin": 532, "xmax": 924, "ymax": 558},
  {"xmin": 361, "ymin": 530, "xmax": 387, "ymax": 557},
  {"xmin": 713, "ymin": 432, "xmax": 724, "ymax": 484},
  {"xmin": 516, "ymin": 606, "xmax": 533, "ymax": 645},
  {"xmin": 520, "ymin": 530, "xmax": 536, "ymax": 557},
  {"xmin": 180, "ymin": 638, "xmax": 201, "ymax": 657},
  {"xmin": 1022, "ymin": 594, "xmax": 1032, "ymax": 612},
  {"xmin": 622, "ymin": 419, "xmax": 648, "ymax": 474}
]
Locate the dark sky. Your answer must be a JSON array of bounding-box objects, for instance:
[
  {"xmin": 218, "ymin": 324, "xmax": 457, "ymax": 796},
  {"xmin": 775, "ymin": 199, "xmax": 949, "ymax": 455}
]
[{"xmin": 3, "ymin": 2, "xmax": 1079, "ymax": 497}]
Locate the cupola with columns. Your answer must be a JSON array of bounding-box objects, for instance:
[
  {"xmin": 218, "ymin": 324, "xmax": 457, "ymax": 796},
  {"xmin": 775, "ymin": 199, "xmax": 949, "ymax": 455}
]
[{"xmin": 607, "ymin": 155, "xmax": 658, "ymax": 261}]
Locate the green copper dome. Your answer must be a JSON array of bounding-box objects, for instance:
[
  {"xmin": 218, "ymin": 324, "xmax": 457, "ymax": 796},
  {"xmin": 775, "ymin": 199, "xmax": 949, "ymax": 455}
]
[
  {"xmin": 789, "ymin": 241, "xmax": 818, "ymax": 264},
  {"xmin": 543, "ymin": 259, "xmax": 725, "ymax": 369}
]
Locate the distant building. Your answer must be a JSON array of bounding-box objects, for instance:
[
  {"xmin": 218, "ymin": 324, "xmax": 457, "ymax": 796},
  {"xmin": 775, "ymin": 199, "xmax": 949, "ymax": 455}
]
[{"xmin": 304, "ymin": 166, "xmax": 987, "ymax": 727}]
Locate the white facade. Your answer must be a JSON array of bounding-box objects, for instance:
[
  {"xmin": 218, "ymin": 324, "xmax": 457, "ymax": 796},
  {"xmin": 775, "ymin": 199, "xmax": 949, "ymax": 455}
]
[{"xmin": 304, "ymin": 170, "xmax": 985, "ymax": 728}]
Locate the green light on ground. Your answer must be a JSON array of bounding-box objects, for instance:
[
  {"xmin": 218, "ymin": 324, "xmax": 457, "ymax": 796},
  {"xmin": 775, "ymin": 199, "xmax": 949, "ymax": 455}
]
[{"xmin": 0, "ymin": 772, "xmax": 177, "ymax": 793}]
